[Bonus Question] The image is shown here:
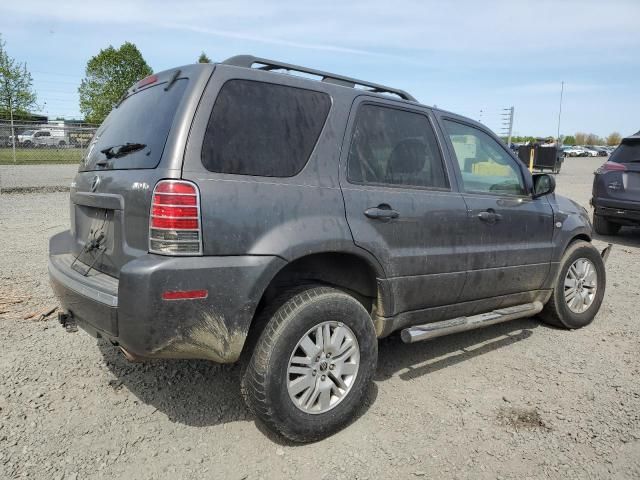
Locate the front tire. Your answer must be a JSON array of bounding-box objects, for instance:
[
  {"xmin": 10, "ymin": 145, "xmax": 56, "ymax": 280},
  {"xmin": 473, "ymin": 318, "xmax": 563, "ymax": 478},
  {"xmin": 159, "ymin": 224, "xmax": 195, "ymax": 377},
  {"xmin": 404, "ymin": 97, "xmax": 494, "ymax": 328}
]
[
  {"xmin": 242, "ymin": 285, "xmax": 378, "ymax": 442},
  {"xmin": 541, "ymin": 241, "xmax": 606, "ymax": 329},
  {"xmin": 593, "ymin": 214, "xmax": 621, "ymax": 236}
]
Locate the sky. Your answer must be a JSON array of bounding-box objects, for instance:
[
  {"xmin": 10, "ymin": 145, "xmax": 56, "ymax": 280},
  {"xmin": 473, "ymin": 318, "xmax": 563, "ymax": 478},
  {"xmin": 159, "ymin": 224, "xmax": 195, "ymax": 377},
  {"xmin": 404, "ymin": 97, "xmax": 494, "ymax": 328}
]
[{"xmin": 1, "ymin": 0, "xmax": 639, "ymax": 138}]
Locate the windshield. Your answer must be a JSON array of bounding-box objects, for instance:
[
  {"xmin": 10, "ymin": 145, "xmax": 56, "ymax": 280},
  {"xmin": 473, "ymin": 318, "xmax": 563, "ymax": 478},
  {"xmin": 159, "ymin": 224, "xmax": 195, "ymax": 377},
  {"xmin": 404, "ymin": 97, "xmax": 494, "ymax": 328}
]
[
  {"xmin": 609, "ymin": 141, "xmax": 640, "ymax": 163},
  {"xmin": 80, "ymin": 79, "xmax": 188, "ymax": 171},
  {"xmin": 22, "ymin": 130, "xmax": 34, "ymax": 135}
]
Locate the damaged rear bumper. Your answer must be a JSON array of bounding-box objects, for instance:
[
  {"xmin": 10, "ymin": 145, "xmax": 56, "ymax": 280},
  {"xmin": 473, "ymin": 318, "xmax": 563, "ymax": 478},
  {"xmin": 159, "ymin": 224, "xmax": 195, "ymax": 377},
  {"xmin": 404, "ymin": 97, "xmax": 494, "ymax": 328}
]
[{"xmin": 48, "ymin": 231, "xmax": 285, "ymax": 363}]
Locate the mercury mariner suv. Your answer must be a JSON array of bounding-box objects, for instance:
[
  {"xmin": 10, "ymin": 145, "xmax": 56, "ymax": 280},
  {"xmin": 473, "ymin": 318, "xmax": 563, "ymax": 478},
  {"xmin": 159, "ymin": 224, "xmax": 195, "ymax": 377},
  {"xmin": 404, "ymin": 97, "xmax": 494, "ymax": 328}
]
[{"xmin": 49, "ymin": 55, "xmax": 610, "ymax": 442}]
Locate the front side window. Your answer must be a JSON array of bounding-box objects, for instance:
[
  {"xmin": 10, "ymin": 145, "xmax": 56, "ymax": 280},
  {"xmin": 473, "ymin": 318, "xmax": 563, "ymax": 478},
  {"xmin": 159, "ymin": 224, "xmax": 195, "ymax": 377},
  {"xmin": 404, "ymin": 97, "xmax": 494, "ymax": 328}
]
[
  {"xmin": 443, "ymin": 120, "xmax": 525, "ymax": 195},
  {"xmin": 201, "ymin": 80, "xmax": 331, "ymax": 177},
  {"xmin": 347, "ymin": 104, "xmax": 448, "ymax": 189}
]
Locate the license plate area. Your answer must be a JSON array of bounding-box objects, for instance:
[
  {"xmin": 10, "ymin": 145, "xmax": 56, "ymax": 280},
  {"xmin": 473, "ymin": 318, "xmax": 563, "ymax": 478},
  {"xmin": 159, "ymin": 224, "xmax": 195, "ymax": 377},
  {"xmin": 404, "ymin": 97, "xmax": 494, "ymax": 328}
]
[{"xmin": 73, "ymin": 206, "xmax": 117, "ymax": 275}]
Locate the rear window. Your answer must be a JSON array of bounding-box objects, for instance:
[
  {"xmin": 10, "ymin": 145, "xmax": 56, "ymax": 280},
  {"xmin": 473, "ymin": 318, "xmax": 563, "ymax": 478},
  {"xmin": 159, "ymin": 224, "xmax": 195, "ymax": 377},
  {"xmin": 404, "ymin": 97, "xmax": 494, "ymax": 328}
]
[
  {"xmin": 609, "ymin": 140, "xmax": 640, "ymax": 163},
  {"xmin": 201, "ymin": 80, "xmax": 331, "ymax": 177},
  {"xmin": 80, "ymin": 79, "xmax": 188, "ymax": 171}
]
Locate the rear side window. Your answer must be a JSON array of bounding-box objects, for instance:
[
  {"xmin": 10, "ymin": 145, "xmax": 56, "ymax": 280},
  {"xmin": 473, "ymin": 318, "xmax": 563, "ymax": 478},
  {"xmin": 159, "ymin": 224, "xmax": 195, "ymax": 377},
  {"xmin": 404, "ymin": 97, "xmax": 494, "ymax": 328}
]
[
  {"xmin": 609, "ymin": 140, "xmax": 640, "ymax": 163},
  {"xmin": 81, "ymin": 79, "xmax": 188, "ymax": 171},
  {"xmin": 347, "ymin": 104, "xmax": 448, "ymax": 189},
  {"xmin": 201, "ymin": 80, "xmax": 331, "ymax": 177}
]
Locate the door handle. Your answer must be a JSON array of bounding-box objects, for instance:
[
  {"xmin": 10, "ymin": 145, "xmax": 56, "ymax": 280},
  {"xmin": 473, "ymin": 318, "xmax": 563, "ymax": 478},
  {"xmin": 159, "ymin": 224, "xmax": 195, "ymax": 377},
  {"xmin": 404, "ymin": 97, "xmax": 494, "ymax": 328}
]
[
  {"xmin": 477, "ymin": 210, "xmax": 502, "ymax": 223},
  {"xmin": 364, "ymin": 205, "xmax": 399, "ymax": 220}
]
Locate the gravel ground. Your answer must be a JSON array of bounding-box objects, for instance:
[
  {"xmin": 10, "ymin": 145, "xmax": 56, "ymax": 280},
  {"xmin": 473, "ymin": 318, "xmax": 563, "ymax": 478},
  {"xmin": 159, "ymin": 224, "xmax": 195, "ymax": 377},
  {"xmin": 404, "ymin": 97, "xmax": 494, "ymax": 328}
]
[
  {"xmin": 1, "ymin": 156, "xmax": 639, "ymax": 479},
  {"xmin": 0, "ymin": 164, "xmax": 78, "ymax": 192}
]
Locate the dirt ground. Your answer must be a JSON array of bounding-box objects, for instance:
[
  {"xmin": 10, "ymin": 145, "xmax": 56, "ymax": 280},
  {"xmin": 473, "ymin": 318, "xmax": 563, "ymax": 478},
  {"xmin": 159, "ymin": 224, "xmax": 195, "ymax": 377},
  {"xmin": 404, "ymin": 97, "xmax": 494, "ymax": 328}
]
[{"xmin": 1, "ymin": 156, "xmax": 639, "ymax": 479}]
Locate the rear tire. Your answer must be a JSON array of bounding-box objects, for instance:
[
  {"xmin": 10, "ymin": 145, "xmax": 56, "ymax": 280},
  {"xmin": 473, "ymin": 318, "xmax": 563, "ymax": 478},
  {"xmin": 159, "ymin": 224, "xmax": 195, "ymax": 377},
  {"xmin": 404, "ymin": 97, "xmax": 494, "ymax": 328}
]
[
  {"xmin": 541, "ymin": 241, "xmax": 606, "ymax": 329},
  {"xmin": 242, "ymin": 285, "xmax": 377, "ymax": 442},
  {"xmin": 593, "ymin": 214, "xmax": 621, "ymax": 236}
]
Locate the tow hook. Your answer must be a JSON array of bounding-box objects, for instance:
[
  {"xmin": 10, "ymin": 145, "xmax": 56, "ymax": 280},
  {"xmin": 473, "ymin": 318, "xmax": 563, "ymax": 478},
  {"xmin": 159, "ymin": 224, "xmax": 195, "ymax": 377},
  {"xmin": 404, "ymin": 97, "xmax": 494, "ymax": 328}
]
[
  {"xmin": 58, "ymin": 311, "xmax": 78, "ymax": 333},
  {"xmin": 601, "ymin": 243, "xmax": 612, "ymax": 264}
]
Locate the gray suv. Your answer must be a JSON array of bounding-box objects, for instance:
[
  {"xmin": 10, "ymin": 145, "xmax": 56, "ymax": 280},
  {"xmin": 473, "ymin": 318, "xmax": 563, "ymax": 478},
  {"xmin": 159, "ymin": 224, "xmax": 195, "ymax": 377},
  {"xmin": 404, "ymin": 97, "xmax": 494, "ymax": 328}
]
[{"xmin": 49, "ymin": 56, "xmax": 610, "ymax": 442}]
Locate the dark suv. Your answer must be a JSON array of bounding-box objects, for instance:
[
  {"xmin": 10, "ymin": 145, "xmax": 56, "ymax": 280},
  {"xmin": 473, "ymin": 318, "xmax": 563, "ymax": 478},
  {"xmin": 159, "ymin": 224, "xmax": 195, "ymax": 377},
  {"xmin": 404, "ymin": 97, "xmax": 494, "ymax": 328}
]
[
  {"xmin": 592, "ymin": 131, "xmax": 640, "ymax": 235},
  {"xmin": 49, "ymin": 56, "xmax": 609, "ymax": 442}
]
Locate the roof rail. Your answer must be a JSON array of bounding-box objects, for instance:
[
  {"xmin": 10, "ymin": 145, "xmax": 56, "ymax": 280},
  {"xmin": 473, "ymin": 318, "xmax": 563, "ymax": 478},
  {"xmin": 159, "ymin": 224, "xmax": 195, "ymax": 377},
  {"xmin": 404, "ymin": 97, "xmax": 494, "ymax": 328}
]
[{"xmin": 222, "ymin": 55, "xmax": 416, "ymax": 102}]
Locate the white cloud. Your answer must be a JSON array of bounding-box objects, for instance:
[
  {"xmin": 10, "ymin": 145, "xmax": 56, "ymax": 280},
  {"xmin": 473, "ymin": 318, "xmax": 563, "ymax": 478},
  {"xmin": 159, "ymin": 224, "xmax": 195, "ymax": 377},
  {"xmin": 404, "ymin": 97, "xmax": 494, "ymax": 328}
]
[{"xmin": 2, "ymin": 0, "xmax": 639, "ymax": 58}]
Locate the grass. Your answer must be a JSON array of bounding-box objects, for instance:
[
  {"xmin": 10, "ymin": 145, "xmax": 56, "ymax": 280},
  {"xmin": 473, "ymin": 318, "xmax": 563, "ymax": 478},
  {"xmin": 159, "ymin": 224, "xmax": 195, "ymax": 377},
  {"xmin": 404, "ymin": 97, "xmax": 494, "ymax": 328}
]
[{"xmin": 0, "ymin": 147, "xmax": 83, "ymax": 165}]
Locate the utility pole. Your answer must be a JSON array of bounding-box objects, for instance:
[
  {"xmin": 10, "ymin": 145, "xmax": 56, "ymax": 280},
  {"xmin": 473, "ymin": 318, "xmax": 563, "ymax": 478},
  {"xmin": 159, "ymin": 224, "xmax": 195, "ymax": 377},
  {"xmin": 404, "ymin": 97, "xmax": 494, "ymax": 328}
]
[
  {"xmin": 557, "ymin": 81, "xmax": 564, "ymax": 146},
  {"xmin": 9, "ymin": 94, "xmax": 16, "ymax": 163},
  {"xmin": 500, "ymin": 106, "xmax": 515, "ymax": 147}
]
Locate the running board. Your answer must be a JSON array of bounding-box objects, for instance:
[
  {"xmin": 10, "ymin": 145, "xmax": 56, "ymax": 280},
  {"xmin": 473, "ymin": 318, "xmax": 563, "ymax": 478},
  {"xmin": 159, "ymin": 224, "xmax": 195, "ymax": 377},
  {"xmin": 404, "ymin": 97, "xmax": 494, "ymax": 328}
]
[{"xmin": 400, "ymin": 301, "xmax": 544, "ymax": 344}]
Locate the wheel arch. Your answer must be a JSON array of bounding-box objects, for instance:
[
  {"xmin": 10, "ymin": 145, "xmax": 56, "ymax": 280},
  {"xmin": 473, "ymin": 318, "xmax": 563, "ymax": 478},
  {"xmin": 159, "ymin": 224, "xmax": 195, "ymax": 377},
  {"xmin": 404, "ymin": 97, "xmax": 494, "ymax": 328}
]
[{"xmin": 241, "ymin": 251, "xmax": 383, "ymax": 359}]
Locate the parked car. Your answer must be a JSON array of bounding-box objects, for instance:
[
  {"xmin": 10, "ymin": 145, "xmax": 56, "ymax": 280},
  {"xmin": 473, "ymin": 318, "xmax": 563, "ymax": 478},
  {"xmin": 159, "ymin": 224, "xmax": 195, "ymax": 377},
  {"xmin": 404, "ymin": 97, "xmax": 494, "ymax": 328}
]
[
  {"xmin": 590, "ymin": 146, "xmax": 609, "ymax": 156},
  {"xmin": 592, "ymin": 131, "xmax": 640, "ymax": 235},
  {"xmin": 48, "ymin": 56, "xmax": 610, "ymax": 442},
  {"xmin": 563, "ymin": 146, "xmax": 587, "ymax": 157},
  {"xmin": 25, "ymin": 129, "xmax": 69, "ymax": 148},
  {"xmin": 580, "ymin": 146, "xmax": 600, "ymax": 157}
]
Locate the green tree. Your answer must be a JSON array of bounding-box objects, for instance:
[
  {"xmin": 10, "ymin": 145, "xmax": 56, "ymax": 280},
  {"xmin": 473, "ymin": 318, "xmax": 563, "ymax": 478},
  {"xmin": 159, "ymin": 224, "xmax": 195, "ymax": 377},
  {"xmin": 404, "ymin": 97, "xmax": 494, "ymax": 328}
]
[
  {"xmin": 563, "ymin": 135, "xmax": 575, "ymax": 145},
  {"xmin": 79, "ymin": 42, "xmax": 152, "ymax": 124},
  {"xmin": 0, "ymin": 34, "xmax": 37, "ymax": 118},
  {"xmin": 198, "ymin": 52, "xmax": 212, "ymax": 63},
  {"xmin": 606, "ymin": 132, "xmax": 622, "ymax": 146}
]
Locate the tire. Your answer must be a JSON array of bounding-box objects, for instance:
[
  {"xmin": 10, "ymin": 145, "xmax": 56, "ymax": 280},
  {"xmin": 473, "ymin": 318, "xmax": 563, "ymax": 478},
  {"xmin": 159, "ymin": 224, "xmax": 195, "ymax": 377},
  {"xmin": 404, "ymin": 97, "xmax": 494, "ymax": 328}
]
[
  {"xmin": 541, "ymin": 240, "xmax": 606, "ymax": 329},
  {"xmin": 242, "ymin": 285, "xmax": 378, "ymax": 442},
  {"xmin": 593, "ymin": 214, "xmax": 621, "ymax": 236}
]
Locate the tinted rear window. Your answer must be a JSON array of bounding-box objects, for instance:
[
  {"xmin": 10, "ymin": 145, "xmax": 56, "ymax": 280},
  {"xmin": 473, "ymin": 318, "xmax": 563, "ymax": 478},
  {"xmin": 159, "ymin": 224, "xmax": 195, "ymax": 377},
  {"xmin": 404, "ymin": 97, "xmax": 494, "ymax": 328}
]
[
  {"xmin": 610, "ymin": 140, "xmax": 640, "ymax": 163},
  {"xmin": 201, "ymin": 80, "xmax": 331, "ymax": 177},
  {"xmin": 80, "ymin": 79, "xmax": 188, "ymax": 171}
]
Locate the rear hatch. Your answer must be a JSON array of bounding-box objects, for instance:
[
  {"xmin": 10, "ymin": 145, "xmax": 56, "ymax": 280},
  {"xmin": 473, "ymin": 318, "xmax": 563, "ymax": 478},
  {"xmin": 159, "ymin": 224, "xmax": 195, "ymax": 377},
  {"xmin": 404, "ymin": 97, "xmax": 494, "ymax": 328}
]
[
  {"xmin": 595, "ymin": 134, "xmax": 640, "ymax": 208},
  {"xmin": 69, "ymin": 66, "xmax": 210, "ymax": 278}
]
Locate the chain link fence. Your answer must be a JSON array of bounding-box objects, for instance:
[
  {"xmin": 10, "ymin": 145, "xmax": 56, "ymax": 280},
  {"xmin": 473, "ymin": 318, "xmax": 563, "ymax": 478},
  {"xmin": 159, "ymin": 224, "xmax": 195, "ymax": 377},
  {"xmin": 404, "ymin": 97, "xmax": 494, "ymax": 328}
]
[{"xmin": 0, "ymin": 119, "xmax": 98, "ymax": 165}]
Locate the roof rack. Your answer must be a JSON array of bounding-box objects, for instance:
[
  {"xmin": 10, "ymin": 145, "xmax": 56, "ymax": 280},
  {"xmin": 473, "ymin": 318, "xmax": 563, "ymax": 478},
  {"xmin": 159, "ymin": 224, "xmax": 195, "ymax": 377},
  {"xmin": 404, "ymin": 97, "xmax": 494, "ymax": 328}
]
[{"xmin": 222, "ymin": 55, "xmax": 416, "ymax": 102}]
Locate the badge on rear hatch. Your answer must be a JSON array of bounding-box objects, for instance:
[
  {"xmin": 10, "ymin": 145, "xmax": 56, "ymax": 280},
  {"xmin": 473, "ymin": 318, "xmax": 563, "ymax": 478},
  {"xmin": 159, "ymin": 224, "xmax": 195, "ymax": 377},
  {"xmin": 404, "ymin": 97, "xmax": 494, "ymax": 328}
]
[{"xmin": 91, "ymin": 175, "xmax": 101, "ymax": 192}]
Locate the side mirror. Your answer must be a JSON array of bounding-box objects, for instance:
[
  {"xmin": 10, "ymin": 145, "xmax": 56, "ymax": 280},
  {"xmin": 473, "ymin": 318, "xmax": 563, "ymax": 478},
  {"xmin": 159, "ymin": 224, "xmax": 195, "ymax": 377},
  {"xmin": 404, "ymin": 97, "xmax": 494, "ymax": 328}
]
[{"xmin": 532, "ymin": 173, "xmax": 556, "ymax": 198}]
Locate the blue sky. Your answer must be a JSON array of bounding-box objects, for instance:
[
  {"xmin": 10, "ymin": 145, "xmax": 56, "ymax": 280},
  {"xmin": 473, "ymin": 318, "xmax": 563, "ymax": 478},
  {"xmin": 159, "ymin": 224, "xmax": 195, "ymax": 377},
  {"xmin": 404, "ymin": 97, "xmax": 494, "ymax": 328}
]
[{"xmin": 1, "ymin": 0, "xmax": 638, "ymax": 138}]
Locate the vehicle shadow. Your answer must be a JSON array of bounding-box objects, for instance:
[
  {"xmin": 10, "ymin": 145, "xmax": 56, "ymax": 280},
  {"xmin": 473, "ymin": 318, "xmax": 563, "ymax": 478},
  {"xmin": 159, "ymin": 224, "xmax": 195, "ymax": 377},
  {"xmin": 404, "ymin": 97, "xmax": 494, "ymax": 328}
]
[
  {"xmin": 593, "ymin": 227, "xmax": 640, "ymax": 249},
  {"xmin": 375, "ymin": 317, "xmax": 540, "ymax": 382},
  {"xmin": 98, "ymin": 316, "xmax": 540, "ymax": 442},
  {"xmin": 97, "ymin": 339, "xmax": 378, "ymax": 445}
]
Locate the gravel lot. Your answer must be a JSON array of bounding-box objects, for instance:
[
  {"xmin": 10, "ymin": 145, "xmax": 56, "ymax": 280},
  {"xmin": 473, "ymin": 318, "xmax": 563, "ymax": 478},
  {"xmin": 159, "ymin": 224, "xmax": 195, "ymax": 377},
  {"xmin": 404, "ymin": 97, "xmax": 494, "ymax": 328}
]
[
  {"xmin": 1, "ymin": 157, "xmax": 639, "ymax": 479},
  {"xmin": 0, "ymin": 164, "xmax": 78, "ymax": 192}
]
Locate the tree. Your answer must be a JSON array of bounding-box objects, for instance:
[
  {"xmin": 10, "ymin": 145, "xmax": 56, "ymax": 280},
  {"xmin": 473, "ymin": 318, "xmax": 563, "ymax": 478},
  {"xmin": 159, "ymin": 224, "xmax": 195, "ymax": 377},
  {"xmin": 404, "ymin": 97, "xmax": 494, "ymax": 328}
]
[
  {"xmin": 198, "ymin": 52, "xmax": 212, "ymax": 63},
  {"xmin": 574, "ymin": 132, "xmax": 587, "ymax": 145},
  {"xmin": 563, "ymin": 135, "xmax": 575, "ymax": 145},
  {"xmin": 78, "ymin": 42, "xmax": 152, "ymax": 124},
  {"xmin": 585, "ymin": 133, "xmax": 600, "ymax": 145},
  {"xmin": 0, "ymin": 34, "xmax": 38, "ymax": 161},
  {"xmin": 606, "ymin": 132, "xmax": 622, "ymax": 146}
]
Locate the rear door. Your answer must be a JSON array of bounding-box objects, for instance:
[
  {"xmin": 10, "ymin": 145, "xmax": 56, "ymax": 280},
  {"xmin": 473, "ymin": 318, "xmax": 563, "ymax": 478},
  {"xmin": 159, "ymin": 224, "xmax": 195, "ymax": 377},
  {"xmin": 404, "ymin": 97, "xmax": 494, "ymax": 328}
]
[
  {"xmin": 340, "ymin": 98, "xmax": 469, "ymax": 315},
  {"xmin": 438, "ymin": 117, "xmax": 554, "ymax": 302}
]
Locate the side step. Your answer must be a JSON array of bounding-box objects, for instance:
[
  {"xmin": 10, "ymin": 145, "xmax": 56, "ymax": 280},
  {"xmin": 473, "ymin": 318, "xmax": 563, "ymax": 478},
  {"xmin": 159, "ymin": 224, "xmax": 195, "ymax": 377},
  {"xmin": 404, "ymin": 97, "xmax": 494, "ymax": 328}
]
[{"xmin": 400, "ymin": 301, "xmax": 543, "ymax": 344}]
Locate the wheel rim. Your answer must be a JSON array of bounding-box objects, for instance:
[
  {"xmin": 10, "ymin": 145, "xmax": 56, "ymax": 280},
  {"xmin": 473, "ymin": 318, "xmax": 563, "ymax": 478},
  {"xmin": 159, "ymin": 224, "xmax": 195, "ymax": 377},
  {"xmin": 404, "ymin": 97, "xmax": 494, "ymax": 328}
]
[
  {"xmin": 564, "ymin": 258, "xmax": 598, "ymax": 314},
  {"xmin": 287, "ymin": 321, "xmax": 360, "ymax": 415}
]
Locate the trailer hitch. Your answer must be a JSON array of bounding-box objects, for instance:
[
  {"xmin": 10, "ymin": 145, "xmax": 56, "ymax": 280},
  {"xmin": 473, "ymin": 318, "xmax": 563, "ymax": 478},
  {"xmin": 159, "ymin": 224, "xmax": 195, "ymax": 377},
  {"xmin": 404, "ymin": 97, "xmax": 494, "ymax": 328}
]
[{"xmin": 58, "ymin": 311, "xmax": 78, "ymax": 333}]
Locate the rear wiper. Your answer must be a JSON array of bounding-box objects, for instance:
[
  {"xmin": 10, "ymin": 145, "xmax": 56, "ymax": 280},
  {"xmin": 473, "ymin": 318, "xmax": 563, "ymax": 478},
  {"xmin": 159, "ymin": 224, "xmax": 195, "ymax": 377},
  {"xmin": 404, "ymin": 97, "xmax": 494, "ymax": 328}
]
[{"xmin": 99, "ymin": 142, "xmax": 147, "ymax": 160}]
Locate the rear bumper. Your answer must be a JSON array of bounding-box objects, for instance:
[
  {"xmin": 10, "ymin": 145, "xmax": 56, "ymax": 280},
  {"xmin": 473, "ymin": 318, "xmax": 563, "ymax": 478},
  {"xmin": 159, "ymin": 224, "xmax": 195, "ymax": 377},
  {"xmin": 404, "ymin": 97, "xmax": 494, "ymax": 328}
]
[
  {"xmin": 593, "ymin": 202, "xmax": 640, "ymax": 224},
  {"xmin": 48, "ymin": 230, "xmax": 285, "ymax": 362}
]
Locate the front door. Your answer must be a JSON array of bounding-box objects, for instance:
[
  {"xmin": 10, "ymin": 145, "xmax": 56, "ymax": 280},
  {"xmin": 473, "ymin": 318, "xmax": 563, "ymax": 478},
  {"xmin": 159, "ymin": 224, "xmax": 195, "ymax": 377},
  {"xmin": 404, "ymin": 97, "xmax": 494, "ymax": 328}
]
[
  {"xmin": 439, "ymin": 118, "xmax": 555, "ymax": 302},
  {"xmin": 340, "ymin": 99, "xmax": 468, "ymax": 315}
]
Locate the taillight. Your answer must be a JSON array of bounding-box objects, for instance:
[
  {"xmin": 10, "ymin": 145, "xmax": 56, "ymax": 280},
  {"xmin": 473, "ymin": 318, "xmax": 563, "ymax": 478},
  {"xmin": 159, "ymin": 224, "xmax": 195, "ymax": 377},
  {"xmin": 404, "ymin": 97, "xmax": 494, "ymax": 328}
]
[
  {"xmin": 149, "ymin": 180, "xmax": 202, "ymax": 255},
  {"xmin": 596, "ymin": 161, "xmax": 626, "ymax": 174}
]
